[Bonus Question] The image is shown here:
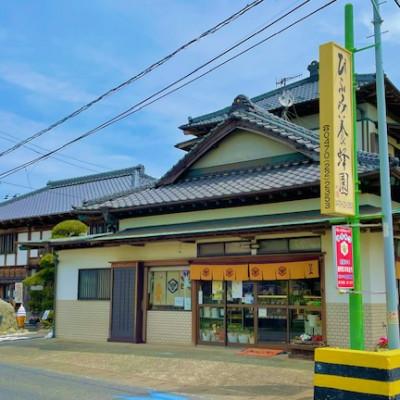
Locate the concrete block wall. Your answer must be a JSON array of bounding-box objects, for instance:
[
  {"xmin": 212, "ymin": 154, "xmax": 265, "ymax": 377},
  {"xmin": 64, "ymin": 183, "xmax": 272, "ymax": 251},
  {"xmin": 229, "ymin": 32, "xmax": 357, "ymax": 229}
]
[
  {"xmin": 146, "ymin": 311, "xmax": 192, "ymax": 345},
  {"xmin": 326, "ymin": 302, "xmax": 387, "ymax": 350},
  {"xmin": 56, "ymin": 300, "xmax": 110, "ymax": 341}
]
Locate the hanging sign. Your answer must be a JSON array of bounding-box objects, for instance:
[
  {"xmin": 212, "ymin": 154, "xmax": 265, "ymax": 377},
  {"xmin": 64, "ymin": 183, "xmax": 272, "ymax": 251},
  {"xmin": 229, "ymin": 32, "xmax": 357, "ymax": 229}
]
[
  {"xmin": 333, "ymin": 225, "xmax": 354, "ymax": 289},
  {"xmin": 14, "ymin": 282, "xmax": 23, "ymax": 303},
  {"xmin": 319, "ymin": 42, "xmax": 355, "ymax": 216}
]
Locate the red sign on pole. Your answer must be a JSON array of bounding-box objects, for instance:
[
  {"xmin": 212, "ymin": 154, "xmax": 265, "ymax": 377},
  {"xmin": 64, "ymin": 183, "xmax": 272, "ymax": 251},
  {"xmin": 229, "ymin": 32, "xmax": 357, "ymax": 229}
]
[{"xmin": 333, "ymin": 225, "xmax": 354, "ymax": 289}]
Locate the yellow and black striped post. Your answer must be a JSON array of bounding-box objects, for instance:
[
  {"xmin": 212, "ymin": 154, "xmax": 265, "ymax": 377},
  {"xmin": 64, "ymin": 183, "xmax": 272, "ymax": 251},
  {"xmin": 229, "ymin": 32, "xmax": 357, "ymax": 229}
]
[{"xmin": 314, "ymin": 348, "xmax": 400, "ymax": 399}]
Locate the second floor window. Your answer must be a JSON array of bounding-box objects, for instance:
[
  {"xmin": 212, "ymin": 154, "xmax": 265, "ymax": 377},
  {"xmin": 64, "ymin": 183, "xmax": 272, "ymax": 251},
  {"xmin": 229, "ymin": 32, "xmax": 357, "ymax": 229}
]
[{"xmin": 0, "ymin": 233, "xmax": 17, "ymax": 254}]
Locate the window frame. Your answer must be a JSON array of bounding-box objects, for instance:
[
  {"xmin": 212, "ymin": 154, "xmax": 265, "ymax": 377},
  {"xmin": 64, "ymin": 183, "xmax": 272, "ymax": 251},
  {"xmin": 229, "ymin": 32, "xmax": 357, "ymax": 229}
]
[
  {"xmin": 78, "ymin": 268, "xmax": 111, "ymax": 301},
  {"xmin": 0, "ymin": 233, "xmax": 17, "ymax": 255},
  {"xmin": 258, "ymin": 236, "xmax": 321, "ymax": 255},
  {"xmin": 197, "ymin": 241, "xmax": 251, "ymax": 258}
]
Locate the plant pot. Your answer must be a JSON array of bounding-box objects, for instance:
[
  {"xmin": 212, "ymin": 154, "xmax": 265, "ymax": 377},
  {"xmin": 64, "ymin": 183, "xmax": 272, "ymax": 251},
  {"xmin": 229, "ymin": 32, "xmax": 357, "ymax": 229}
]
[
  {"xmin": 203, "ymin": 307, "xmax": 211, "ymax": 318},
  {"xmin": 228, "ymin": 332, "xmax": 238, "ymax": 343},
  {"xmin": 201, "ymin": 330, "xmax": 211, "ymax": 341},
  {"xmin": 249, "ymin": 335, "xmax": 255, "ymax": 345},
  {"xmin": 238, "ymin": 334, "xmax": 249, "ymax": 344}
]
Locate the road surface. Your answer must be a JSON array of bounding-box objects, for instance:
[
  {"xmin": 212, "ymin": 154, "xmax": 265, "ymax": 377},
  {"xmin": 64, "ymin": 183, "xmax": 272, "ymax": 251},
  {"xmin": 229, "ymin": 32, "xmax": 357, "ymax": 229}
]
[{"xmin": 0, "ymin": 362, "xmax": 188, "ymax": 400}]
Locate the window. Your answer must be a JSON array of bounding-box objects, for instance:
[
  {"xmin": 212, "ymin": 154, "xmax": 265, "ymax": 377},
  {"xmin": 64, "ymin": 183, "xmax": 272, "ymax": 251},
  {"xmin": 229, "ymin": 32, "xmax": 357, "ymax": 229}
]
[
  {"xmin": 258, "ymin": 237, "xmax": 321, "ymax": 254},
  {"xmin": 148, "ymin": 268, "xmax": 191, "ymax": 311},
  {"xmin": 78, "ymin": 269, "xmax": 111, "ymax": 300},
  {"xmin": 198, "ymin": 241, "xmax": 251, "ymax": 257},
  {"xmin": 89, "ymin": 222, "xmax": 108, "ymax": 235},
  {"xmin": 0, "ymin": 233, "xmax": 17, "ymax": 255}
]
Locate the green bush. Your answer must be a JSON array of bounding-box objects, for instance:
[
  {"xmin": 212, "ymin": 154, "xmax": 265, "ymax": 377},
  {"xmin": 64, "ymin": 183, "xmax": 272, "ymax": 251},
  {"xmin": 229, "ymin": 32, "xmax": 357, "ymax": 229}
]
[
  {"xmin": 52, "ymin": 219, "xmax": 88, "ymax": 238},
  {"xmin": 24, "ymin": 252, "xmax": 58, "ymax": 312}
]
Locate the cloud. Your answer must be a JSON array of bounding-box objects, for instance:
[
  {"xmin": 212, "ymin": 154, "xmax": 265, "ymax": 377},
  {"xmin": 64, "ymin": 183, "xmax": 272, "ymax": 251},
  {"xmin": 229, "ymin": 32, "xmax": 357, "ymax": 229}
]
[{"xmin": 0, "ymin": 63, "xmax": 95, "ymax": 104}]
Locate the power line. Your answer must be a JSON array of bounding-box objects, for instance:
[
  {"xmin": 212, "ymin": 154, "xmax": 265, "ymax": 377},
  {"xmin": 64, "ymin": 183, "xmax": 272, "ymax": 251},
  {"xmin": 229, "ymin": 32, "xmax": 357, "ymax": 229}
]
[
  {"xmin": 0, "ymin": 0, "xmax": 336, "ymax": 181},
  {"xmin": 0, "ymin": 0, "xmax": 265, "ymax": 159},
  {"xmin": 0, "ymin": 130, "xmax": 103, "ymax": 173}
]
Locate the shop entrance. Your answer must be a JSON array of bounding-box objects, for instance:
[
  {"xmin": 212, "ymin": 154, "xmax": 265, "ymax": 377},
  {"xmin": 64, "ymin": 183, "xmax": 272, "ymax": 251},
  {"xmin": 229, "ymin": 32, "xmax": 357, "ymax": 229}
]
[{"xmin": 194, "ymin": 260, "xmax": 323, "ymax": 348}]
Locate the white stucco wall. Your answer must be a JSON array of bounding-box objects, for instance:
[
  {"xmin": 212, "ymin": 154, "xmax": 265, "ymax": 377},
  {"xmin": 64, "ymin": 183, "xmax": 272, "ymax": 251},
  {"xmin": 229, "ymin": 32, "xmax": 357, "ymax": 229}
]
[{"xmin": 57, "ymin": 242, "xmax": 197, "ymax": 301}]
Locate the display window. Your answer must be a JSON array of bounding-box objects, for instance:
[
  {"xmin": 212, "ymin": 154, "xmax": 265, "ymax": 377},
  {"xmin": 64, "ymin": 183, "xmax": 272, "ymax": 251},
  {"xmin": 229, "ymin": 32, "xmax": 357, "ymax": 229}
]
[
  {"xmin": 148, "ymin": 267, "xmax": 191, "ymax": 311},
  {"xmin": 194, "ymin": 260, "xmax": 324, "ymax": 347}
]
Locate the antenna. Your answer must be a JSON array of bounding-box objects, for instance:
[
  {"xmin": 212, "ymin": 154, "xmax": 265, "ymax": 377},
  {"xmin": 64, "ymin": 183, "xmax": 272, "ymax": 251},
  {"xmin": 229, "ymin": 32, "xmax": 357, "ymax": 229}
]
[
  {"xmin": 276, "ymin": 73, "xmax": 302, "ymax": 88},
  {"xmin": 275, "ymin": 73, "xmax": 301, "ymax": 121}
]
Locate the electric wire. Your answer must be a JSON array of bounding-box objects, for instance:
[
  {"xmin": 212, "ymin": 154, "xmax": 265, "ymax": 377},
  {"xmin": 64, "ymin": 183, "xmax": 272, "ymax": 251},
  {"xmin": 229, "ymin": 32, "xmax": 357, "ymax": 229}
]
[
  {"xmin": 0, "ymin": 0, "xmax": 336, "ymax": 180},
  {"xmin": 0, "ymin": 0, "xmax": 265, "ymax": 159},
  {"xmin": 0, "ymin": 130, "xmax": 103, "ymax": 173}
]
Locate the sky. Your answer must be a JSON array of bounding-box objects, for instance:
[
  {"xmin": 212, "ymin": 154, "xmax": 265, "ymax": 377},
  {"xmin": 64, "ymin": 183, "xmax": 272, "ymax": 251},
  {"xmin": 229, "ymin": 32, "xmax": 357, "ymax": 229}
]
[{"xmin": 0, "ymin": 0, "xmax": 399, "ymax": 199}]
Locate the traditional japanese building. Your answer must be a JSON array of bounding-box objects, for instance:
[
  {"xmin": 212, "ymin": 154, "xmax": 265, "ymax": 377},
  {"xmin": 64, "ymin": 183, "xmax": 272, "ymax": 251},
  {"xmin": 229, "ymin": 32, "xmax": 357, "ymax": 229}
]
[
  {"xmin": 0, "ymin": 165, "xmax": 154, "ymax": 302},
  {"xmin": 24, "ymin": 62, "xmax": 400, "ymax": 352}
]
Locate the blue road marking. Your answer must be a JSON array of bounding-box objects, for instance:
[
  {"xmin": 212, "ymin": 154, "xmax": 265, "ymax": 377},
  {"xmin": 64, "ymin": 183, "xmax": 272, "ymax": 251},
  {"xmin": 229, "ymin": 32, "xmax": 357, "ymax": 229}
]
[{"xmin": 114, "ymin": 391, "xmax": 188, "ymax": 400}]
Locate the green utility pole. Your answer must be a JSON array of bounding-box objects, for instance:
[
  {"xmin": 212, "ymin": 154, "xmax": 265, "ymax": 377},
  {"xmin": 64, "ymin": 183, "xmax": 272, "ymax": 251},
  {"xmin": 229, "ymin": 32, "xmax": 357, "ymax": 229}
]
[
  {"xmin": 345, "ymin": 3, "xmax": 364, "ymax": 350},
  {"xmin": 371, "ymin": 0, "xmax": 400, "ymax": 349}
]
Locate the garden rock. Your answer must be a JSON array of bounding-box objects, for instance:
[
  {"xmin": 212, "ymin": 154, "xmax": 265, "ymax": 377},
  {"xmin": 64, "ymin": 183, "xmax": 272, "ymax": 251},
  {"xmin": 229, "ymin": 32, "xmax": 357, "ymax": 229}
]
[{"xmin": 0, "ymin": 299, "xmax": 17, "ymax": 333}]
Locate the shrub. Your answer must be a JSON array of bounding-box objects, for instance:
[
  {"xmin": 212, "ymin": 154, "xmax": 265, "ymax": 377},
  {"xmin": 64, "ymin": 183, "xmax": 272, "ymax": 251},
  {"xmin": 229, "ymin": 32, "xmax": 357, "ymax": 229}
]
[{"xmin": 52, "ymin": 219, "xmax": 88, "ymax": 238}]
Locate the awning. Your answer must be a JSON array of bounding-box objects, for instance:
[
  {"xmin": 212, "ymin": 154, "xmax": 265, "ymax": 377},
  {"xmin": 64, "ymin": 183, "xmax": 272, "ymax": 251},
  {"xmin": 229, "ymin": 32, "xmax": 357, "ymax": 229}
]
[
  {"xmin": 20, "ymin": 206, "xmax": 394, "ymax": 250},
  {"xmin": 191, "ymin": 260, "xmax": 319, "ymax": 281}
]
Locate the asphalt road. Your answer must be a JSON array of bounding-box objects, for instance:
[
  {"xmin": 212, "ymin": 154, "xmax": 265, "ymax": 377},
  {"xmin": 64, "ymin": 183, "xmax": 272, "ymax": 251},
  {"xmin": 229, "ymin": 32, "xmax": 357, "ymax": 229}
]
[{"xmin": 0, "ymin": 362, "xmax": 188, "ymax": 400}]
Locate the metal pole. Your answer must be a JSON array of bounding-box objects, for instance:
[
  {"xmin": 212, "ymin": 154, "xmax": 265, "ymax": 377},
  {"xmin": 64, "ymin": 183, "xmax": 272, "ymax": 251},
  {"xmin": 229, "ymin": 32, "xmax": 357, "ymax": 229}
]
[
  {"xmin": 345, "ymin": 3, "xmax": 364, "ymax": 350},
  {"xmin": 371, "ymin": 0, "xmax": 400, "ymax": 349}
]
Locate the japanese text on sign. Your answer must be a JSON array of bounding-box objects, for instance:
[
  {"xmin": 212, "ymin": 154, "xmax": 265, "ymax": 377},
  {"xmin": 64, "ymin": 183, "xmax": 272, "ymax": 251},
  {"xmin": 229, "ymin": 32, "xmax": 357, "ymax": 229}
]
[
  {"xmin": 320, "ymin": 42, "xmax": 355, "ymax": 216},
  {"xmin": 333, "ymin": 225, "xmax": 354, "ymax": 289}
]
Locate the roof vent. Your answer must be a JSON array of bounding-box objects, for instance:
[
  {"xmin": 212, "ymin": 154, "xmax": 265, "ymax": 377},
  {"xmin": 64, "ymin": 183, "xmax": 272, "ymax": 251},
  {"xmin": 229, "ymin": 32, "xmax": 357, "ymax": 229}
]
[
  {"xmin": 307, "ymin": 60, "xmax": 319, "ymax": 78},
  {"xmin": 131, "ymin": 164, "xmax": 145, "ymax": 187}
]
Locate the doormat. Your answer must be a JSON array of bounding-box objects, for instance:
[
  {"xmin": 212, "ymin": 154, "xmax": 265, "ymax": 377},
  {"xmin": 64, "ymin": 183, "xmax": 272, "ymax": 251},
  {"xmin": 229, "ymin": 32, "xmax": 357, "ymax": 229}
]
[{"xmin": 238, "ymin": 348, "xmax": 285, "ymax": 358}]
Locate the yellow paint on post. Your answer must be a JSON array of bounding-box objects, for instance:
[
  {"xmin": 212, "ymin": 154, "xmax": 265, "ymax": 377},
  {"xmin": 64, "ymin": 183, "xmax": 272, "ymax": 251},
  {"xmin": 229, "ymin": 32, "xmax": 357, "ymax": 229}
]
[
  {"xmin": 315, "ymin": 347, "xmax": 400, "ymax": 370},
  {"xmin": 319, "ymin": 42, "xmax": 355, "ymax": 216},
  {"xmin": 314, "ymin": 374, "xmax": 400, "ymax": 396},
  {"xmin": 314, "ymin": 348, "xmax": 400, "ymax": 399}
]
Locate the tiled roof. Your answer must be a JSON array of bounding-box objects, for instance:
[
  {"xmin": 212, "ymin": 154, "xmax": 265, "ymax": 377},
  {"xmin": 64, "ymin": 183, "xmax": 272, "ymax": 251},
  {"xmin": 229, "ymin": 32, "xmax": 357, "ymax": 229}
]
[
  {"xmin": 159, "ymin": 95, "xmax": 321, "ymax": 186},
  {"xmin": 0, "ymin": 165, "xmax": 155, "ymax": 223},
  {"xmin": 180, "ymin": 70, "xmax": 376, "ymax": 131},
  {"xmin": 81, "ymin": 151, "xmax": 381, "ymax": 211}
]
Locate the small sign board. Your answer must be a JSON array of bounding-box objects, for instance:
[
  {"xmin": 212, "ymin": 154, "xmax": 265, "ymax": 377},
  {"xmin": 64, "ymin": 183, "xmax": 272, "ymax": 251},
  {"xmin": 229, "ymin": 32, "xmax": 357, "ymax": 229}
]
[
  {"xmin": 14, "ymin": 282, "xmax": 23, "ymax": 303},
  {"xmin": 31, "ymin": 285, "xmax": 44, "ymax": 291},
  {"xmin": 333, "ymin": 225, "xmax": 354, "ymax": 289}
]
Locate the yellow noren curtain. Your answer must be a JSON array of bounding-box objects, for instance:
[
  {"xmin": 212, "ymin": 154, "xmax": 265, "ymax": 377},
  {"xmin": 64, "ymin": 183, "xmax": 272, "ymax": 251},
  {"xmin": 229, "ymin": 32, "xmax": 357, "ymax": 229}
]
[
  {"xmin": 303, "ymin": 260, "xmax": 319, "ymax": 279},
  {"xmin": 190, "ymin": 264, "xmax": 248, "ymax": 280},
  {"xmin": 249, "ymin": 264, "xmax": 263, "ymax": 280},
  {"xmin": 212, "ymin": 266, "xmax": 224, "ymax": 280},
  {"xmin": 191, "ymin": 261, "xmax": 319, "ymax": 281},
  {"xmin": 233, "ymin": 264, "xmax": 249, "ymax": 281},
  {"xmin": 396, "ymin": 261, "xmax": 400, "ymax": 280},
  {"xmin": 190, "ymin": 265, "xmax": 202, "ymax": 280},
  {"xmin": 249, "ymin": 260, "xmax": 319, "ymax": 281},
  {"xmin": 275, "ymin": 264, "xmax": 290, "ymax": 280},
  {"xmin": 261, "ymin": 264, "xmax": 277, "ymax": 280}
]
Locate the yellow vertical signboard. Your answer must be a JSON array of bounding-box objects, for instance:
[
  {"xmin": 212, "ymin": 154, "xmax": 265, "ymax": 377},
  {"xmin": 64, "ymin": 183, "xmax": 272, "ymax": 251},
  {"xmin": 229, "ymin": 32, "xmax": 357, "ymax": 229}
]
[{"xmin": 319, "ymin": 42, "xmax": 355, "ymax": 216}]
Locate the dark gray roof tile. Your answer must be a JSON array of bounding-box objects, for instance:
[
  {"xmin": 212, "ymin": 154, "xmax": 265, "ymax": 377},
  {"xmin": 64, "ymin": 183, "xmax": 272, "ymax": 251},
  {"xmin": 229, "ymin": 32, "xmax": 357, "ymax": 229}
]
[{"xmin": 0, "ymin": 165, "xmax": 155, "ymax": 222}]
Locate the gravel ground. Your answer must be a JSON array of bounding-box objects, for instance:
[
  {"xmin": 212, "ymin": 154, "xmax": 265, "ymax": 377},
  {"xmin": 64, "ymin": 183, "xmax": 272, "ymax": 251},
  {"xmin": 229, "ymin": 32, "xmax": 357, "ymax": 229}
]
[{"xmin": 0, "ymin": 339, "xmax": 314, "ymax": 399}]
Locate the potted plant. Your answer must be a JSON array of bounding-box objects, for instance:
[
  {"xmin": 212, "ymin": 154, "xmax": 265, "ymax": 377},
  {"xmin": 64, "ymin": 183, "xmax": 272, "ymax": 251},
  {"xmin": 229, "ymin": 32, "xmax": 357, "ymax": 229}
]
[
  {"xmin": 238, "ymin": 328, "xmax": 249, "ymax": 344},
  {"xmin": 248, "ymin": 329, "xmax": 255, "ymax": 345},
  {"xmin": 200, "ymin": 321, "xmax": 211, "ymax": 342},
  {"xmin": 376, "ymin": 336, "xmax": 388, "ymax": 352},
  {"xmin": 228, "ymin": 324, "xmax": 240, "ymax": 343}
]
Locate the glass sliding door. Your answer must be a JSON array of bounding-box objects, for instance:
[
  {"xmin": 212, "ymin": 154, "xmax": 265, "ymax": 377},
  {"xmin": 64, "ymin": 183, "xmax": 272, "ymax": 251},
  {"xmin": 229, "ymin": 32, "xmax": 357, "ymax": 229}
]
[{"xmin": 198, "ymin": 281, "xmax": 225, "ymax": 344}]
